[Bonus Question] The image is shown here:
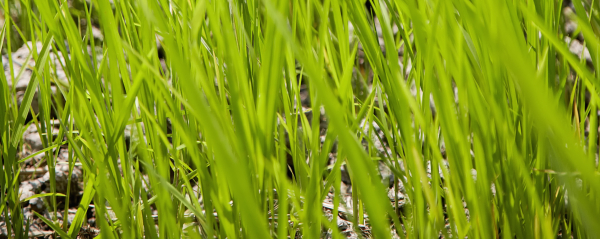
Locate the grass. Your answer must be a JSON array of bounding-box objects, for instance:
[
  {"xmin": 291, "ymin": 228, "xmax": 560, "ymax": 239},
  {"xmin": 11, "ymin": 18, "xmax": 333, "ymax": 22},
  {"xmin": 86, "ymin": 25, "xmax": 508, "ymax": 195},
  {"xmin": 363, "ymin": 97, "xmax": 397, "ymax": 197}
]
[{"xmin": 1, "ymin": 0, "xmax": 600, "ymax": 238}]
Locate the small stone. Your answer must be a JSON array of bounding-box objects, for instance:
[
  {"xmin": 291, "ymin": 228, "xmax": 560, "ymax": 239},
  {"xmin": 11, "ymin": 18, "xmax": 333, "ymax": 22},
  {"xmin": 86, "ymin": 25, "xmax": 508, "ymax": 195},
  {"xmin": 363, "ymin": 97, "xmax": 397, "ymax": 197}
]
[
  {"xmin": 387, "ymin": 188, "xmax": 405, "ymax": 201},
  {"xmin": 29, "ymin": 197, "xmax": 45, "ymax": 212},
  {"xmin": 88, "ymin": 217, "xmax": 96, "ymax": 227},
  {"xmin": 41, "ymin": 164, "xmax": 82, "ymax": 195},
  {"xmin": 5, "ymin": 42, "xmax": 69, "ymax": 116},
  {"xmin": 359, "ymin": 120, "xmax": 392, "ymax": 157},
  {"xmin": 337, "ymin": 217, "xmax": 349, "ymax": 231},
  {"xmin": 23, "ymin": 124, "xmax": 61, "ymax": 152},
  {"xmin": 29, "ymin": 178, "xmax": 44, "ymax": 189},
  {"xmin": 23, "ymin": 131, "xmax": 43, "ymax": 152},
  {"xmin": 19, "ymin": 182, "xmax": 35, "ymax": 202},
  {"xmin": 569, "ymin": 39, "xmax": 593, "ymax": 65},
  {"xmin": 565, "ymin": 20, "xmax": 578, "ymax": 36},
  {"xmin": 378, "ymin": 162, "xmax": 395, "ymax": 187},
  {"xmin": 28, "ymin": 152, "xmax": 46, "ymax": 166}
]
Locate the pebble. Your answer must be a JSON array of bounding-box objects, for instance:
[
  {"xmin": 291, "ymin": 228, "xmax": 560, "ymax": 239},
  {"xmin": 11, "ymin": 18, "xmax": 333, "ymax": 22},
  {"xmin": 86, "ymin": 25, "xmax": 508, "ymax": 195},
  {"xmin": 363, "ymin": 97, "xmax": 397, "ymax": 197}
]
[
  {"xmin": 18, "ymin": 183, "xmax": 35, "ymax": 202},
  {"xmin": 336, "ymin": 217, "xmax": 349, "ymax": 231},
  {"xmin": 569, "ymin": 39, "xmax": 593, "ymax": 66},
  {"xmin": 41, "ymin": 164, "xmax": 83, "ymax": 194},
  {"xmin": 22, "ymin": 123, "xmax": 60, "ymax": 152},
  {"xmin": 3, "ymin": 41, "xmax": 72, "ymax": 117}
]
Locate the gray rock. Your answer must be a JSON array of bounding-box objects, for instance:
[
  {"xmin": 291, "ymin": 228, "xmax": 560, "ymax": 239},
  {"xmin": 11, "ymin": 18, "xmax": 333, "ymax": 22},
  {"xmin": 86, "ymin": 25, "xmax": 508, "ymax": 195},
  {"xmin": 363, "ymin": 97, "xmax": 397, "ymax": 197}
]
[
  {"xmin": 41, "ymin": 164, "xmax": 82, "ymax": 194},
  {"xmin": 410, "ymin": 81, "xmax": 438, "ymax": 117},
  {"xmin": 8, "ymin": 41, "xmax": 68, "ymax": 86},
  {"xmin": 19, "ymin": 182, "xmax": 35, "ymax": 202},
  {"xmin": 387, "ymin": 187, "xmax": 405, "ymax": 208},
  {"xmin": 29, "ymin": 197, "xmax": 45, "ymax": 213},
  {"xmin": 5, "ymin": 42, "xmax": 68, "ymax": 115},
  {"xmin": 23, "ymin": 129, "xmax": 43, "ymax": 152},
  {"xmin": 569, "ymin": 39, "xmax": 593, "ymax": 66},
  {"xmin": 51, "ymin": 209, "xmax": 77, "ymax": 226},
  {"xmin": 337, "ymin": 217, "xmax": 349, "ymax": 231},
  {"xmin": 28, "ymin": 177, "xmax": 44, "ymax": 189},
  {"xmin": 22, "ymin": 123, "xmax": 60, "ymax": 152},
  {"xmin": 359, "ymin": 119, "xmax": 392, "ymax": 157},
  {"xmin": 426, "ymin": 160, "xmax": 450, "ymax": 181},
  {"xmin": 563, "ymin": 7, "xmax": 584, "ymax": 41},
  {"xmin": 564, "ymin": 20, "xmax": 578, "ymax": 36},
  {"xmin": 0, "ymin": 215, "xmax": 52, "ymax": 238},
  {"xmin": 21, "ymin": 150, "xmax": 46, "ymax": 166}
]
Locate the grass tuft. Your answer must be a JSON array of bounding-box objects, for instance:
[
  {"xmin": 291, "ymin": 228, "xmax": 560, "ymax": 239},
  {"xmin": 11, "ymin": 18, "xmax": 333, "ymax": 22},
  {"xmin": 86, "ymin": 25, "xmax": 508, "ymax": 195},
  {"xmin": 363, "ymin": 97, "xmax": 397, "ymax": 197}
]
[{"xmin": 1, "ymin": 0, "xmax": 600, "ymax": 238}]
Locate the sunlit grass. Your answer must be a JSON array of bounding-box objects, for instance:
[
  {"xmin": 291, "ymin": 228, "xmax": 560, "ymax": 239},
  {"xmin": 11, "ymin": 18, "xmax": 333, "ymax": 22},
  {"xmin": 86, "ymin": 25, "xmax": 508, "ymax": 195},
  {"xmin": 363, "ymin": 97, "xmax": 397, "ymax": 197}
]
[{"xmin": 0, "ymin": 0, "xmax": 599, "ymax": 238}]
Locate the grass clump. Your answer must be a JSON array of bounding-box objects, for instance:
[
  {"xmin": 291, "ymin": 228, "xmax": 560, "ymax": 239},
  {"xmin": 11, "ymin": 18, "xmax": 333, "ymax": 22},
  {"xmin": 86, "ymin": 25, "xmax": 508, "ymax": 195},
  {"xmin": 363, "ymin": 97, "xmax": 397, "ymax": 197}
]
[{"xmin": 0, "ymin": 0, "xmax": 599, "ymax": 238}]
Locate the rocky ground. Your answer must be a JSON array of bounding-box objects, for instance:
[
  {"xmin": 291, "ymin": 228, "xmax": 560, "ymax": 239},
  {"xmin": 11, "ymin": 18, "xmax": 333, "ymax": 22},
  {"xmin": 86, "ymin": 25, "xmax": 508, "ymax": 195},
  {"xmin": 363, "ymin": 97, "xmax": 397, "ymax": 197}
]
[{"xmin": 2, "ymin": 1, "xmax": 593, "ymax": 238}]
